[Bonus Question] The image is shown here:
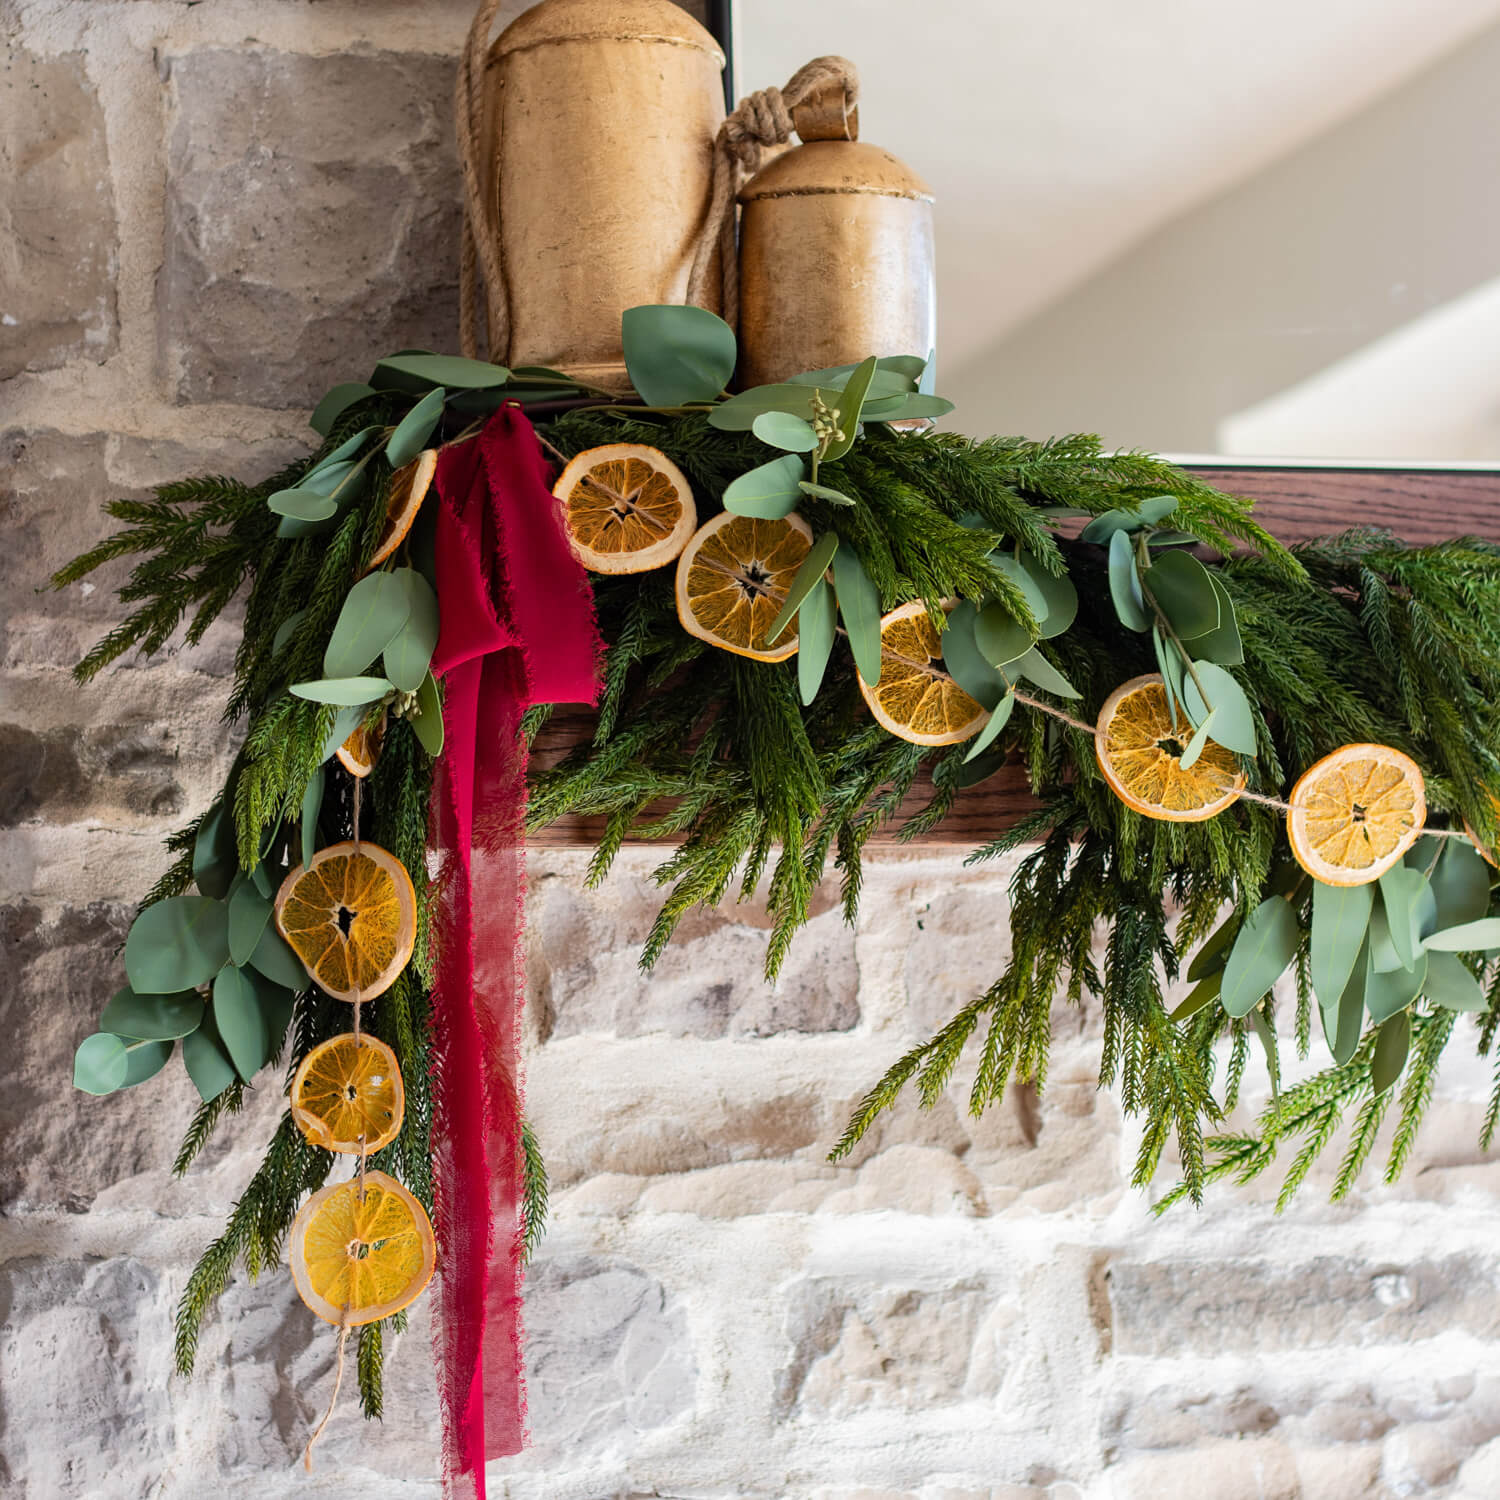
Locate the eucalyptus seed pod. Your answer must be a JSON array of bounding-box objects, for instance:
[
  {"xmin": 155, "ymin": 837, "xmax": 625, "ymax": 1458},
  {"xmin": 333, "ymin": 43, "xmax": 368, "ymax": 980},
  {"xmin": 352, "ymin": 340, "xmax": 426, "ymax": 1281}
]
[
  {"xmin": 735, "ymin": 84, "xmax": 936, "ymax": 389},
  {"xmin": 487, "ymin": 0, "xmax": 726, "ymax": 390}
]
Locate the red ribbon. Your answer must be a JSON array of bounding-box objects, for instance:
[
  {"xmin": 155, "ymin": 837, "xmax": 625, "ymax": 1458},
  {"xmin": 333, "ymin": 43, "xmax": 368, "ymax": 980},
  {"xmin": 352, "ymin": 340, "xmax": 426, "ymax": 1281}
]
[{"xmin": 427, "ymin": 406, "xmax": 601, "ymax": 1497}]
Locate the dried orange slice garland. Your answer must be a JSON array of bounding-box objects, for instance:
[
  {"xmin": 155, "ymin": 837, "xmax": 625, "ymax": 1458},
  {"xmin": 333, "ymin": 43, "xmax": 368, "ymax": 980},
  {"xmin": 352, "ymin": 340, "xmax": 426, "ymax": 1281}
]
[
  {"xmin": 554, "ymin": 443, "xmax": 697, "ymax": 573},
  {"xmin": 366, "ymin": 449, "xmax": 437, "ymax": 572},
  {"xmin": 335, "ymin": 712, "xmax": 386, "ymax": 779},
  {"xmin": 1286, "ymin": 743, "xmax": 1427, "ymax": 886},
  {"xmin": 859, "ymin": 602, "xmax": 987, "ymax": 746},
  {"xmin": 675, "ymin": 510, "xmax": 812, "ymax": 661},
  {"xmin": 288, "ymin": 1171, "xmax": 436, "ymax": 1328},
  {"xmin": 274, "ymin": 841, "xmax": 417, "ymax": 1004},
  {"xmin": 1094, "ymin": 674, "xmax": 1245, "ymax": 822},
  {"xmin": 292, "ymin": 1034, "xmax": 405, "ymax": 1155}
]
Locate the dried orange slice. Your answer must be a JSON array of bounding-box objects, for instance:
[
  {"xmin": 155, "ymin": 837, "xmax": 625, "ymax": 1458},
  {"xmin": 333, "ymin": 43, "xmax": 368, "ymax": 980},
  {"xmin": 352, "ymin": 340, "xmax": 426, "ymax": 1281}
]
[
  {"xmin": 274, "ymin": 841, "xmax": 417, "ymax": 1003},
  {"xmin": 858, "ymin": 601, "xmax": 986, "ymax": 746},
  {"xmin": 291, "ymin": 1034, "xmax": 405, "ymax": 1154},
  {"xmin": 288, "ymin": 1170, "xmax": 435, "ymax": 1327},
  {"xmin": 1095, "ymin": 673, "xmax": 1245, "ymax": 822},
  {"xmin": 674, "ymin": 510, "xmax": 812, "ymax": 661},
  {"xmin": 554, "ymin": 444, "xmax": 696, "ymax": 573},
  {"xmin": 335, "ymin": 712, "xmax": 385, "ymax": 779},
  {"xmin": 1287, "ymin": 743, "xmax": 1426, "ymax": 886},
  {"xmin": 367, "ymin": 450, "xmax": 436, "ymax": 572}
]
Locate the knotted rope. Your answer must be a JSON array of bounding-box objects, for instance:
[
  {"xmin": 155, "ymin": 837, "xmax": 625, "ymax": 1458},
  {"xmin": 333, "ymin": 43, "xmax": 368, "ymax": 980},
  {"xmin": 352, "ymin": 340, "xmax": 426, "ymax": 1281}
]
[
  {"xmin": 453, "ymin": 12, "xmax": 858, "ymax": 358},
  {"xmin": 686, "ymin": 55, "xmax": 859, "ymax": 328}
]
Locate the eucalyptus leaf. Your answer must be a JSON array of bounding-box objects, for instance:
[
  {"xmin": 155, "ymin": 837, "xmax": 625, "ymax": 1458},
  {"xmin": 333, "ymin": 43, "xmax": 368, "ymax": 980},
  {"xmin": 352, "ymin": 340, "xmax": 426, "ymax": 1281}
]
[
  {"xmin": 1144, "ymin": 550, "xmax": 1220, "ymax": 640},
  {"xmin": 227, "ymin": 875, "xmax": 272, "ymax": 965},
  {"xmin": 989, "ymin": 553, "xmax": 1049, "ymax": 624},
  {"xmin": 1371, "ymin": 1011, "xmax": 1411, "ymax": 1096},
  {"xmin": 1079, "ymin": 496, "xmax": 1179, "ymax": 543},
  {"xmin": 797, "ymin": 577, "xmax": 838, "ymax": 707},
  {"xmin": 788, "ymin": 360, "xmax": 919, "ymax": 392},
  {"xmin": 1377, "ymin": 864, "xmax": 1427, "ymax": 969},
  {"xmin": 1018, "ymin": 552, "xmax": 1078, "ymax": 638},
  {"xmin": 214, "ymin": 964, "xmax": 271, "ymax": 1083},
  {"xmin": 918, "ymin": 346, "xmax": 937, "ymax": 395},
  {"xmin": 324, "ymin": 570, "xmax": 411, "ymax": 678},
  {"xmin": 122, "ymin": 1038, "xmax": 174, "ymax": 1088},
  {"xmin": 797, "ymin": 481, "xmax": 857, "ymax": 506},
  {"xmin": 375, "ymin": 353, "xmax": 510, "ymax": 389},
  {"xmin": 1108, "ymin": 530, "xmax": 1149, "ymax": 632},
  {"xmin": 267, "ymin": 489, "xmax": 338, "ymax": 523},
  {"xmin": 74, "ymin": 1033, "xmax": 129, "ymax": 1095},
  {"xmin": 963, "ymin": 689, "xmax": 1015, "ymax": 763},
  {"xmin": 723, "ymin": 455, "xmax": 806, "ymax": 519},
  {"xmin": 708, "ymin": 384, "xmax": 818, "ymax": 431},
  {"xmin": 1423, "ymin": 916, "xmax": 1500, "ymax": 952},
  {"xmin": 1177, "ymin": 707, "xmax": 1217, "ymax": 771},
  {"xmin": 310, "ymin": 382, "xmax": 376, "ymax": 437},
  {"xmin": 299, "ymin": 458, "xmax": 362, "ymax": 498},
  {"xmin": 124, "ymin": 895, "xmax": 231, "ymax": 995},
  {"xmin": 1180, "ymin": 662, "xmax": 1257, "ymax": 755},
  {"xmin": 193, "ymin": 800, "xmax": 237, "ymax": 900},
  {"xmin": 1187, "ymin": 915, "xmax": 1240, "ymax": 980},
  {"xmin": 385, "ymin": 386, "xmax": 445, "ymax": 468},
  {"xmin": 1367, "ymin": 893, "xmax": 1405, "ymax": 973},
  {"xmin": 272, "ymin": 609, "xmax": 308, "ymax": 659},
  {"xmin": 1424, "ymin": 949, "xmax": 1489, "ymax": 1011},
  {"xmin": 1365, "ymin": 948, "xmax": 1427, "ymax": 1023},
  {"xmin": 182, "ymin": 1013, "xmax": 237, "ymax": 1103},
  {"xmin": 1146, "ymin": 530, "xmax": 1202, "ymax": 548},
  {"xmin": 247, "ymin": 921, "xmax": 309, "ymax": 992},
  {"xmin": 943, "ymin": 603, "xmax": 1010, "ymax": 710},
  {"xmin": 1325, "ymin": 940, "xmax": 1369, "ymax": 1064},
  {"xmin": 299, "ymin": 764, "xmax": 324, "ymax": 874},
  {"xmin": 1220, "ymin": 896, "xmax": 1299, "ymax": 1018},
  {"xmin": 1014, "ymin": 647, "xmax": 1080, "ymax": 700},
  {"xmin": 831, "ymin": 548, "xmax": 883, "ymax": 686},
  {"xmin": 859, "ymin": 393, "xmax": 955, "ymax": 423},
  {"xmin": 101, "ymin": 984, "xmax": 204, "ymax": 1040},
  {"xmin": 621, "ymin": 304, "xmax": 737, "ymax": 407},
  {"xmin": 1310, "ymin": 879, "xmax": 1373, "ymax": 1011},
  {"xmin": 767, "ymin": 532, "xmax": 838, "ymax": 645},
  {"xmin": 1153, "ymin": 626, "xmax": 1185, "ymax": 730},
  {"xmin": 290, "ymin": 676, "xmax": 393, "ymax": 707},
  {"xmin": 307, "ymin": 426, "xmax": 379, "ymax": 476},
  {"xmin": 412, "ymin": 670, "xmax": 444, "ymax": 757},
  {"xmin": 1169, "ymin": 969, "xmax": 1223, "ymax": 1022},
  {"xmin": 383, "ymin": 568, "xmax": 440, "ymax": 692},
  {"xmin": 319, "ymin": 703, "xmax": 368, "ymax": 763},
  {"xmin": 752, "ymin": 410, "xmax": 819, "ymax": 452},
  {"xmin": 1429, "ymin": 838, "xmax": 1492, "ymax": 929},
  {"xmin": 1249, "ymin": 1005, "xmax": 1281, "ymax": 1102},
  {"xmin": 1191, "ymin": 575, "xmax": 1245, "ymax": 666},
  {"xmin": 973, "ymin": 602, "xmax": 1033, "ymax": 668},
  {"xmin": 824, "ymin": 356, "xmax": 879, "ymax": 461}
]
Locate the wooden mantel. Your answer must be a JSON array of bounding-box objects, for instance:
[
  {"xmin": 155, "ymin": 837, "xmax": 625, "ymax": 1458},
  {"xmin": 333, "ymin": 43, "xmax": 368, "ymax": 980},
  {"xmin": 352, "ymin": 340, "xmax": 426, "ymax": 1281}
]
[{"xmin": 530, "ymin": 465, "xmax": 1500, "ymax": 848}]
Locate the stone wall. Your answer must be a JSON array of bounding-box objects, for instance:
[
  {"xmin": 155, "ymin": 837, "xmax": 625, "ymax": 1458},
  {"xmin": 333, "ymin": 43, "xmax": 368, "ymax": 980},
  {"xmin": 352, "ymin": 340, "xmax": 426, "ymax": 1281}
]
[{"xmin": 5, "ymin": 3, "xmax": 1500, "ymax": 1497}]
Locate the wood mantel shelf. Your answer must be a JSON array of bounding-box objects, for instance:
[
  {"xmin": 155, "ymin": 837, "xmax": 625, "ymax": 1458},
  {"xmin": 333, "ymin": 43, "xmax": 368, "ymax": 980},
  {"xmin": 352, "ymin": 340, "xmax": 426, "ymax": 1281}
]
[{"xmin": 530, "ymin": 465, "xmax": 1500, "ymax": 849}]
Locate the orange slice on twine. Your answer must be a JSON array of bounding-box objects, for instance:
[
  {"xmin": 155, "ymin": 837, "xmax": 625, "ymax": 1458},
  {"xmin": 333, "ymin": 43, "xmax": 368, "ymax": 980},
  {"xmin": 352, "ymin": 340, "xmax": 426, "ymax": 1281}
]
[
  {"xmin": 1287, "ymin": 743, "xmax": 1426, "ymax": 886},
  {"xmin": 366, "ymin": 449, "xmax": 437, "ymax": 572},
  {"xmin": 291, "ymin": 1034, "xmax": 405, "ymax": 1154},
  {"xmin": 288, "ymin": 1170, "xmax": 435, "ymax": 1327},
  {"xmin": 335, "ymin": 712, "xmax": 386, "ymax": 779},
  {"xmin": 674, "ymin": 510, "xmax": 812, "ymax": 661},
  {"xmin": 274, "ymin": 841, "xmax": 417, "ymax": 1003},
  {"xmin": 858, "ymin": 601, "xmax": 987, "ymax": 746},
  {"xmin": 1095, "ymin": 673, "xmax": 1245, "ymax": 822},
  {"xmin": 553, "ymin": 444, "xmax": 697, "ymax": 573}
]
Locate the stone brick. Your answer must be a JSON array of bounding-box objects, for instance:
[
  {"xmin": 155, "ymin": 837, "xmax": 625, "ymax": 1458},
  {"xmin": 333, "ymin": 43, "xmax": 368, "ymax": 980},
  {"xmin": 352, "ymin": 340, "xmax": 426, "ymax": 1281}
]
[
  {"xmin": 507, "ymin": 1253, "xmax": 696, "ymax": 1462},
  {"xmin": 1108, "ymin": 1254, "xmax": 1500, "ymax": 1356},
  {"xmin": 776, "ymin": 1276, "xmax": 1015, "ymax": 1417},
  {"xmin": 1109, "ymin": 1438, "xmax": 1301, "ymax": 1500},
  {"xmin": 160, "ymin": 48, "xmax": 463, "ymax": 407},
  {"xmin": 529, "ymin": 866, "xmax": 858, "ymax": 1039},
  {"xmin": 0, "ymin": 901, "xmax": 198, "ymax": 1211},
  {"xmin": 0, "ymin": 51, "xmax": 117, "ymax": 378}
]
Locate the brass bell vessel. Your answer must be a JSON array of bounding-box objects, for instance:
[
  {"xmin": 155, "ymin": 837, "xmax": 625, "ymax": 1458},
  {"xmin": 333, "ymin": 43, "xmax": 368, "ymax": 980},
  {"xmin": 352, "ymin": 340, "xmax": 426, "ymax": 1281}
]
[{"xmin": 735, "ymin": 85, "xmax": 936, "ymax": 389}]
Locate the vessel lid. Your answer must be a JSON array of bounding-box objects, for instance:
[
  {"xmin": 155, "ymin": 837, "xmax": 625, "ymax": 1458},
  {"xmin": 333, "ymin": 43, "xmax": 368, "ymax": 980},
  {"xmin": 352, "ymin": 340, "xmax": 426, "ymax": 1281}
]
[
  {"xmin": 496, "ymin": 0, "xmax": 725, "ymax": 64},
  {"xmin": 739, "ymin": 140, "xmax": 934, "ymax": 203}
]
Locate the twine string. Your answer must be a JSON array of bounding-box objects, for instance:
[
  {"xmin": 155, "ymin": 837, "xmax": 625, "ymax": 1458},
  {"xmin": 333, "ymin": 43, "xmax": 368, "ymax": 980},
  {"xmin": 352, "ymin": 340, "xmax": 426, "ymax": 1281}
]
[{"xmin": 302, "ymin": 1319, "xmax": 352, "ymax": 1472}]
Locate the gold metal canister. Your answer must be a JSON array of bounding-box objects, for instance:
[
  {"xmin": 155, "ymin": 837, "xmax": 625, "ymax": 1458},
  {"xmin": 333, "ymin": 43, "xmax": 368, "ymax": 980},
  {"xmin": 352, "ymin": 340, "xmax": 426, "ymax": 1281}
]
[
  {"xmin": 736, "ymin": 104, "xmax": 936, "ymax": 389},
  {"xmin": 488, "ymin": 0, "xmax": 725, "ymax": 389}
]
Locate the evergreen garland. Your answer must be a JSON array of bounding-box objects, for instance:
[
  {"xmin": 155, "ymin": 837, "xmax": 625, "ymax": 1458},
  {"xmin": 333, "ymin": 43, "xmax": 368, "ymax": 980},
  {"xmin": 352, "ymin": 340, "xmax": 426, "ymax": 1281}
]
[{"xmin": 53, "ymin": 346, "xmax": 1500, "ymax": 1424}]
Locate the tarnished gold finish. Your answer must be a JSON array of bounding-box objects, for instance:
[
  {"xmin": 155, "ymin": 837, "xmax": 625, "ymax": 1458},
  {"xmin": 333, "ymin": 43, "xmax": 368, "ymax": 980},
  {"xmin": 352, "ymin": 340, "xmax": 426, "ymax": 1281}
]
[
  {"xmin": 488, "ymin": 0, "xmax": 725, "ymax": 390},
  {"xmin": 736, "ymin": 129, "xmax": 936, "ymax": 390}
]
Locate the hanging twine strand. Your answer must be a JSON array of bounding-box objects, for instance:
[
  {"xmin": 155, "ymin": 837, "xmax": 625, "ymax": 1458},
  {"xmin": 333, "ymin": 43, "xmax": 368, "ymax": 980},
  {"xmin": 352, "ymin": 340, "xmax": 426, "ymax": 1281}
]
[
  {"xmin": 302, "ymin": 1318, "xmax": 352, "ymax": 1472},
  {"xmin": 686, "ymin": 55, "xmax": 859, "ymax": 327}
]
